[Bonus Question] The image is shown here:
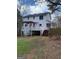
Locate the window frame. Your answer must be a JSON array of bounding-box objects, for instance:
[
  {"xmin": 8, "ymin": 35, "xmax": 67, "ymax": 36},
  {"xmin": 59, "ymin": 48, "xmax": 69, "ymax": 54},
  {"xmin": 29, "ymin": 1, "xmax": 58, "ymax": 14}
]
[{"xmin": 39, "ymin": 15, "xmax": 43, "ymax": 20}]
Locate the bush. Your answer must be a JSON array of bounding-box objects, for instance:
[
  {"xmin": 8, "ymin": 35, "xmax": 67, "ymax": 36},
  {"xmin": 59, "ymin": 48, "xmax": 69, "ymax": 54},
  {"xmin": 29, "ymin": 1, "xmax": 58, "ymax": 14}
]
[{"xmin": 48, "ymin": 28, "xmax": 61, "ymax": 36}]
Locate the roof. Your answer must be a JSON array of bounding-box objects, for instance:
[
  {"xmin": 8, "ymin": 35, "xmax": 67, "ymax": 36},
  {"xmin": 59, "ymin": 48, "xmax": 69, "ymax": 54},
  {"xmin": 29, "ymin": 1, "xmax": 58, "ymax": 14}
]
[
  {"xmin": 23, "ymin": 12, "xmax": 51, "ymax": 18},
  {"xmin": 23, "ymin": 21, "xmax": 37, "ymax": 23}
]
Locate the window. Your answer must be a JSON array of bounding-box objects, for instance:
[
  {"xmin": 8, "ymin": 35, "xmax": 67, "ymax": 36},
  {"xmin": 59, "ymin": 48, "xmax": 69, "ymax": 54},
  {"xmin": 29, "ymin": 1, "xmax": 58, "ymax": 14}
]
[
  {"xmin": 33, "ymin": 23, "xmax": 35, "ymax": 27},
  {"xmin": 39, "ymin": 24, "xmax": 42, "ymax": 26},
  {"xmin": 46, "ymin": 23, "xmax": 51, "ymax": 27},
  {"xmin": 33, "ymin": 16, "xmax": 35, "ymax": 19},
  {"xmin": 25, "ymin": 23, "xmax": 28, "ymax": 27},
  {"xmin": 27, "ymin": 17, "xmax": 29, "ymax": 20},
  {"xmin": 39, "ymin": 15, "xmax": 43, "ymax": 20}
]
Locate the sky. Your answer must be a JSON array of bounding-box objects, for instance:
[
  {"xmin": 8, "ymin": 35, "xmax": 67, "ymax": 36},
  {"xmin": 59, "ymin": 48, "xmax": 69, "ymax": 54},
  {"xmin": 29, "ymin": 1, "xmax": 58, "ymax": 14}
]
[
  {"xmin": 18, "ymin": 0, "xmax": 35, "ymax": 5},
  {"xmin": 17, "ymin": 0, "xmax": 50, "ymax": 16},
  {"xmin": 17, "ymin": 0, "xmax": 61, "ymax": 18}
]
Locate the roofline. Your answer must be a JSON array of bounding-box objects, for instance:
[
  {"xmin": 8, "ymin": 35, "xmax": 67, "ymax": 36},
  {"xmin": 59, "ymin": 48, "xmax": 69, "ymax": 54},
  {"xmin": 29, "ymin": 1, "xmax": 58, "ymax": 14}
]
[{"xmin": 23, "ymin": 12, "xmax": 51, "ymax": 18}]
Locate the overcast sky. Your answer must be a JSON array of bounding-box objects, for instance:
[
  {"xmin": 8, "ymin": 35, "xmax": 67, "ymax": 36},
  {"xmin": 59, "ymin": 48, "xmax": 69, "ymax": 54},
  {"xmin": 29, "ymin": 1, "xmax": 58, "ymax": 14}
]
[{"xmin": 17, "ymin": 0, "xmax": 60, "ymax": 17}]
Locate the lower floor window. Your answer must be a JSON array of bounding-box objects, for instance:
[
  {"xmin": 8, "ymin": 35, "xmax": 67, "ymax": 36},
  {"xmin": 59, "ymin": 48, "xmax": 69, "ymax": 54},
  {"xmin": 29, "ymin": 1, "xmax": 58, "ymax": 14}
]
[
  {"xmin": 39, "ymin": 24, "xmax": 42, "ymax": 26},
  {"xmin": 46, "ymin": 23, "xmax": 51, "ymax": 27}
]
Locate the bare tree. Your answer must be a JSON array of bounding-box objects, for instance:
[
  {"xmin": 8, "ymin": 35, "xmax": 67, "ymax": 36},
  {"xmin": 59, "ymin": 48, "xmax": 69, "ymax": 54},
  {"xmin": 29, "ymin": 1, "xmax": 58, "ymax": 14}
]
[
  {"xmin": 17, "ymin": 9, "xmax": 23, "ymax": 36},
  {"xmin": 47, "ymin": 0, "xmax": 61, "ymax": 13},
  {"xmin": 47, "ymin": 0, "xmax": 61, "ymax": 39}
]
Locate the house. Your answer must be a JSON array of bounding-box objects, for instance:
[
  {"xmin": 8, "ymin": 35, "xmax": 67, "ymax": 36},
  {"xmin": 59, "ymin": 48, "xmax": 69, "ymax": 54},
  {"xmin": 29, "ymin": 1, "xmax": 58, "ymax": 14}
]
[{"xmin": 21, "ymin": 12, "xmax": 51, "ymax": 36}]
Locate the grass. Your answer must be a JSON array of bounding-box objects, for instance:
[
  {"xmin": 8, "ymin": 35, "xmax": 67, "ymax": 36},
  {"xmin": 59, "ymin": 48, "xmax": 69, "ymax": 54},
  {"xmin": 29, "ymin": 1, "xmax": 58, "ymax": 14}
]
[
  {"xmin": 17, "ymin": 36, "xmax": 46, "ymax": 56},
  {"xmin": 17, "ymin": 36, "xmax": 61, "ymax": 59},
  {"xmin": 17, "ymin": 39, "xmax": 33, "ymax": 56}
]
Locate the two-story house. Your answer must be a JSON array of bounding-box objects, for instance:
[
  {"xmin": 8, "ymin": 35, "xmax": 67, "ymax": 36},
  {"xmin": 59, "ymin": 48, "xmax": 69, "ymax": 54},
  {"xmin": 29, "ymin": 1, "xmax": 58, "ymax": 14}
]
[{"xmin": 22, "ymin": 12, "xmax": 51, "ymax": 36}]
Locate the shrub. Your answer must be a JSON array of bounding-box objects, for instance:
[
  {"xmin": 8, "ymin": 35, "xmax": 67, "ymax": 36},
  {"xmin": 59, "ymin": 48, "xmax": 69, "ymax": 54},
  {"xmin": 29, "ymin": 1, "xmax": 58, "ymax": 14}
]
[{"xmin": 48, "ymin": 28, "xmax": 61, "ymax": 36}]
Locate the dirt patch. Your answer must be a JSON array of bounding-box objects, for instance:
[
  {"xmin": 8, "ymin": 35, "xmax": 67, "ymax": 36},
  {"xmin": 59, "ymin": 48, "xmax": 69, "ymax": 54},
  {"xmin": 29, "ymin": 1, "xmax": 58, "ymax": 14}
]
[
  {"xmin": 43, "ymin": 39, "xmax": 61, "ymax": 59},
  {"xmin": 27, "ymin": 37, "xmax": 61, "ymax": 59},
  {"xmin": 25, "ymin": 48, "xmax": 36, "ymax": 59}
]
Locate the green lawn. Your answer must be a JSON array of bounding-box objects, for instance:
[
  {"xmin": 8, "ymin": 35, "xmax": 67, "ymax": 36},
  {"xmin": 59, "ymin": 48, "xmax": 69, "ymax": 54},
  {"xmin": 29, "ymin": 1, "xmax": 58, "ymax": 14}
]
[
  {"xmin": 17, "ymin": 39, "xmax": 33, "ymax": 56},
  {"xmin": 17, "ymin": 37, "xmax": 47, "ymax": 56}
]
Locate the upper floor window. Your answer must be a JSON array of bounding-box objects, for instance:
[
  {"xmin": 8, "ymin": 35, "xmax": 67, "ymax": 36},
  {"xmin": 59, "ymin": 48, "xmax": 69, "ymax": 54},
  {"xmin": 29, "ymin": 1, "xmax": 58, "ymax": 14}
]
[
  {"xmin": 33, "ymin": 23, "xmax": 35, "ymax": 27},
  {"xmin": 27, "ymin": 17, "xmax": 29, "ymax": 20},
  {"xmin": 25, "ymin": 23, "xmax": 28, "ymax": 27},
  {"xmin": 39, "ymin": 15, "xmax": 43, "ymax": 20},
  {"xmin": 33, "ymin": 16, "xmax": 35, "ymax": 19}
]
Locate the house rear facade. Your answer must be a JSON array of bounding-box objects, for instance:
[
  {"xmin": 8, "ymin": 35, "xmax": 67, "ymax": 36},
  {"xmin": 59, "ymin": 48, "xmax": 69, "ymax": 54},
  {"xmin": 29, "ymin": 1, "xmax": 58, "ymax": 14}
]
[{"xmin": 22, "ymin": 12, "xmax": 51, "ymax": 36}]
